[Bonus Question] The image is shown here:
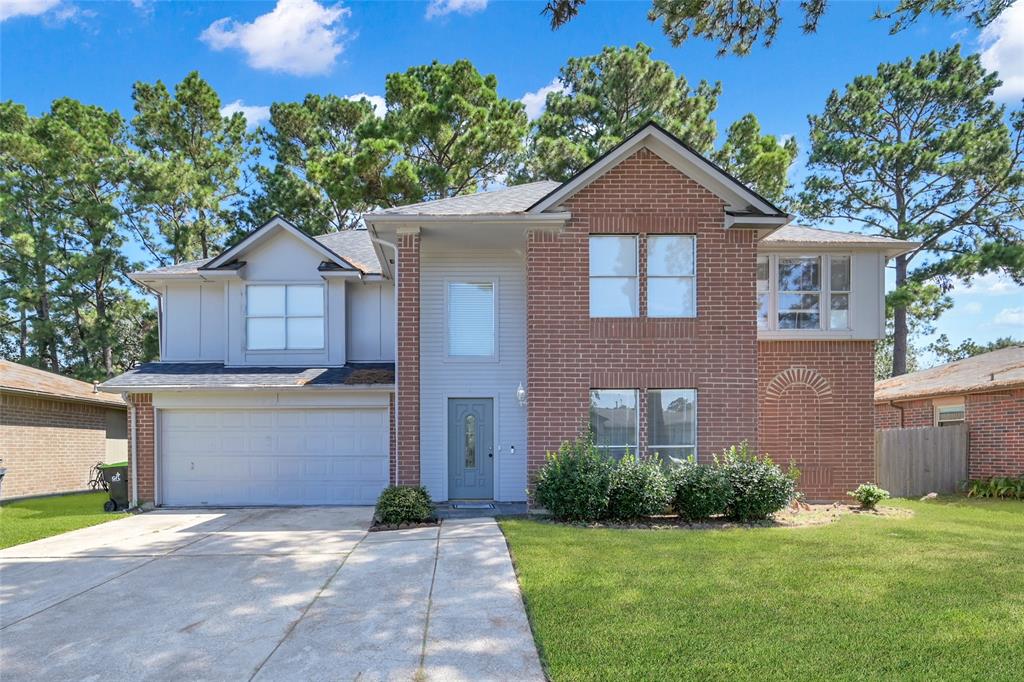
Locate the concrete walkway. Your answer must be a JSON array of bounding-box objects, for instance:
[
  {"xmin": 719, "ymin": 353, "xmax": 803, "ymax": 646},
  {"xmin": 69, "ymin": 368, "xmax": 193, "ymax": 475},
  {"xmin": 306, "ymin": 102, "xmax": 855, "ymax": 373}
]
[{"xmin": 0, "ymin": 508, "xmax": 544, "ymax": 682}]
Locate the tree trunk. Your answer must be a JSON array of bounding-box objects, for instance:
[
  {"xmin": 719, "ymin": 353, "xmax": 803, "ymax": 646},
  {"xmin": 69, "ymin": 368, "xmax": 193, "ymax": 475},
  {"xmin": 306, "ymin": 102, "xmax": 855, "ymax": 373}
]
[
  {"xmin": 95, "ymin": 276, "xmax": 114, "ymax": 377},
  {"xmin": 18, "ymin": 308, "xmax": 27, "ymax": 360},
  {"xmin": 892, "ymin": 254, "xmax": 908, "ymax": 377}
]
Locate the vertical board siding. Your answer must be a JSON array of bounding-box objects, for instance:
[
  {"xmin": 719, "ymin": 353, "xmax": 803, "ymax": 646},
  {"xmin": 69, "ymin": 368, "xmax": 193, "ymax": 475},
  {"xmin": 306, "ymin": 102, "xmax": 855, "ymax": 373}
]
[{"xmin": 875, "ymin": 425, "xmax": 968, "ymax": 497}]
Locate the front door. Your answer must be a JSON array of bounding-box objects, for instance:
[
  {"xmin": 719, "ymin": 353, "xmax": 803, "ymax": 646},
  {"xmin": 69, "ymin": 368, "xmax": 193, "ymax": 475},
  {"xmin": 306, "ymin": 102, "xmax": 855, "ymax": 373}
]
[{"xmin": 448, "ymin": 398, "xmax": 494, "ymax": 499}]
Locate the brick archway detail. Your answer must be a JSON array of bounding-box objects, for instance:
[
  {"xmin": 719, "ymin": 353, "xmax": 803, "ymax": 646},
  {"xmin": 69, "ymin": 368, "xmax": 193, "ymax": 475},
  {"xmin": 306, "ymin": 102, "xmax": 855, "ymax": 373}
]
[{"xmin": 764, "ymin": 367, "xmax": 833, "ymax": 403}]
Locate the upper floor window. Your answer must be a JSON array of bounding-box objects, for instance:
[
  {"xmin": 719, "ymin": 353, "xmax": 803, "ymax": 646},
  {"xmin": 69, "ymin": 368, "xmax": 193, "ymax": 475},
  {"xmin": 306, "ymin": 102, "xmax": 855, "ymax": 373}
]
[
  {"xmin": 647, "ymin": 236, "xmax": 696, "ymax": 317},
  {"xmin": 757, "ymin": 255, "xmax": 851, "ymax": 331},
  {"xmin": 589, "ymin": 236, "xmax": 638, "ymax": 317},
  {"xmin": 246, "ymin": 284, "xmax": 324, "ymax": 351},
  {"xmin": 589, "ymin": 389, "xmax": 637, "ymax": 459},
  {"xmin": 448, "ymin": 282, "xmax": 495, "ymax": 357}
]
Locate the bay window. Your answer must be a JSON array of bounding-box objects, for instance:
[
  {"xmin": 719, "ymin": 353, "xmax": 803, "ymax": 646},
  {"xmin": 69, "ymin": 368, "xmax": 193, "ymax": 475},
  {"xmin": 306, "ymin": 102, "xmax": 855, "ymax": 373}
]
[
  {"xmin": 647, "ymin": 389, "xmax": 697, "ymax": 465},
  {"xmin": 778, "ymin": 256, "xmax": 821, "ymax": 329},
  {"xmin": 647, "ymin": 235, "xmax": 696, "ymax": 317},
  {"xmin": 589, "ymin": 389, "xmax": 637, "ymax": 459},
  {"xmin": 246, "ymin": 284, "xmax": 324, "ymax": 350},
  {"xmin": 589, "ymin": 236, "xmax": 638, "ymax": 317},
  {"xmin": 829, "ymin": 256, "xmax": 851, "ymax": 329},
  {"xmin": 447, "ymin": 282, "xmax": 495, "ymax": 357},
  {"xmin": 757, "ymin": 254, "xmax": 852, "ymax": 331}
]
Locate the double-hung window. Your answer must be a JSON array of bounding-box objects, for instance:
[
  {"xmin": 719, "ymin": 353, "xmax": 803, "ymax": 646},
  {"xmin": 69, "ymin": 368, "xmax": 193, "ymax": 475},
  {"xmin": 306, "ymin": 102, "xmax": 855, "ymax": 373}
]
[
  {"xmin": 777, "ymin": 256, "xmax": 821, "ymax": 329},
  {"xmin": 757, "ymin": 256, "xmax": 771, "ymax": 329},
  {"xmin": 829, "ymin": 256, "xmax": 851, "ymax": 329},
  {"xmin": 246, "ymin": 285, "xmax": 324, "ymax": 350},
  {"xmin": 447, "ymin": 282, "xmax": 495, "ymax": 357},
  {"xmin": 589, "ymin": 389, "xmax": 637, "ymax": 459},
  {"xmin": 647, "ymin": 235, "xmax": 696, "ymax": 317},
  {"xmin": 647, "ymin": 389, "xmax": 697, "ymax": 465},
  {"xmin": 589, "ymin": 236, "xmax": 638, "ymax": 317},
  {"xmin": 759, "ymin": 255, "xmax": 852, "ymax": 331}
]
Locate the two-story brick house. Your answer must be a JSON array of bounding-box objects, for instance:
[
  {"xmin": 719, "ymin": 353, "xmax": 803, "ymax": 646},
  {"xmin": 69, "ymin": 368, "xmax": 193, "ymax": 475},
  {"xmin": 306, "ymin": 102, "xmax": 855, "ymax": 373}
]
[{"xmin": 102, "ymin": 123, "xmax": 914, "ymax": 505}]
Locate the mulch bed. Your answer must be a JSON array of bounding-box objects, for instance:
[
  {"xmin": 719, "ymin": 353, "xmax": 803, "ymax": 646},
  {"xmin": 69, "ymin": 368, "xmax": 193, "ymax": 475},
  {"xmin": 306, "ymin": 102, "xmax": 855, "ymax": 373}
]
[{"xmin": 367, "ymin": 518, "xmax": 441, "ymax": 532}]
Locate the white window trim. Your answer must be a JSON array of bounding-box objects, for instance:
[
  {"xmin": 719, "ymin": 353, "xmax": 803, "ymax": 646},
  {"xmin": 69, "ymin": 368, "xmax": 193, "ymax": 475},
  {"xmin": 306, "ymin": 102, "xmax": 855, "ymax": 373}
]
[
  {"xmin": 934, "ymin": 397, "xmax": 966, "ymax": 426},
  {"xmin": 647, "ymin": 235, "xmax": 697, "ymax": 319},
  {"xmin": 444, "ymin": 278, "xmax": 498, "ymax": 361},
  {"xmin": 244, "ymin": 283, "xmax": 326, "ymax": 352},
  {"xmin": 589, "ymin": 235, "xmax": 639, "ymax": 319},
  {"xmin": 589, "ymin": 389, "xmax": 639, "ymax": 456},
  {"xmin": 758, "ymin": 253, "xmax": 854, "ymax": 332},
  {"xmin": 647, "ymin": 388, "xmax": 698, "ymax": 461}
]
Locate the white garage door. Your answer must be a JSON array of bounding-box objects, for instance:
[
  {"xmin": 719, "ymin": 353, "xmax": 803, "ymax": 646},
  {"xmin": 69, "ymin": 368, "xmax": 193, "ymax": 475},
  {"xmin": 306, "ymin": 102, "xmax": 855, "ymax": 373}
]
[{"xmin": 161, "ymin": 408, "xmax": 388, "ymax": 506}]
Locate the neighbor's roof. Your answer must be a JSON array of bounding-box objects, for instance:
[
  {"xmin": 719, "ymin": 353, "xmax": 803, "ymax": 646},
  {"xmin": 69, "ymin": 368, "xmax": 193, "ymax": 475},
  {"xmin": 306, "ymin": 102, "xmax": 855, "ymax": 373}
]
[
  {"xmin": 137, "ymin": 228, "xmax": 382, "ymax": 278},
  {"xmin": 761, "ymin": 225, "xmax": 917, "ymax": 255},
  {"xmin": 1, "ymin": 359, "xmax": 126, "ymax": 407},
  {"xmin": 99, "ymin": 362, "xmax": 395, "ymax": 392},
  {"xmin": 370, "ymin": 181, "xmax": 562, "ymax": 217},
  {"xmin": 875, "ymin": 346, "xmax": 1024, "ymax": 402}
]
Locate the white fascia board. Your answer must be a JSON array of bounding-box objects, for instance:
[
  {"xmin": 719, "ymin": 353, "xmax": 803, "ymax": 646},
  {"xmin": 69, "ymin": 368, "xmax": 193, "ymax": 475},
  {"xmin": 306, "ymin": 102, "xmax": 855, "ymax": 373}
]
[{"xmin": 758, "ymin": 241, "xmax": 918, "ymax": 258}]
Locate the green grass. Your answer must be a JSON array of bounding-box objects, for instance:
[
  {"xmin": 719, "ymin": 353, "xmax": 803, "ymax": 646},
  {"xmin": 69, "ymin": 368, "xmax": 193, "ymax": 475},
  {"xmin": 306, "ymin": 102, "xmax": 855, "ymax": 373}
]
[
  {"xmin": 0, "ymin": 492, "xmax": 126, "ymax": 549},
  {"xmin": 501, "ymin": 499, "xmax": 1024, "ymax": 681}
]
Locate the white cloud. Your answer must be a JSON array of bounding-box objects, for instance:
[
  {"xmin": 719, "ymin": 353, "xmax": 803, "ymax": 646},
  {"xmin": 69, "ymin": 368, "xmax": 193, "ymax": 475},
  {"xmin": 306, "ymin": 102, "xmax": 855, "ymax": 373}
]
[
  {"xmin": 221, "ymin": 100, "xmax": 271, "ymax": 128},
  {"xmin": 962, "ymin": 302, "xmax": 983, "ymax": 314},
  {"xmin": 0, "ymin": 0, "xmax": 59, "ymax": 21},
  {"xmin": 953, "ymin": 271, "xmax": 1020, "ymax": 296},
  {"xmin": 346, "ymin": 93, "xmax": 386, "ymax": 117},
  {"xmin": 520, "ymin": 78, "xmax": 565, "ymax": 120},
  {"xmin": 979, "ymin": 0, "xmax": 1024, "ymax": 100},
  {"xmin": 200, "ymin": 0, "xmax": 351, "ymax": 77},
  {"xmin": 425, "ymin": 0, "xmax": 487, "ymax": 19},
  {"xmin": 994, "ymin": 306, "xmax": 1024, "ymax": 326}
]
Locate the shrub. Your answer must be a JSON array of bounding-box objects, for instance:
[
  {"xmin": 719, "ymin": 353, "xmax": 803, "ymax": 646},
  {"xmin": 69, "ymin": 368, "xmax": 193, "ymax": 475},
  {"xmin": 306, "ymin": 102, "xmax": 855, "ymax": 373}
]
[
  {"xmin": 717, "ymin": 441, "xmax": 798, "ymax": 522},
  {"xmin": 606, "ymin": 454, "xmax": 671, "ymax": 520},
  {"xmin": 848, "ymin": 483, "xmax": 890, "ymax": 510},
  {"xmin": 667, "ymin": 457, "xmax": 732, "ymax": 521},
  {"xmin": 533, "ymin": 433, "xmax": 614, "ymax": 522},
  {"xmin": 963, "ymin": 476, "xmax": 1024, "ymax": 499},
  {"xmin": 374, "ymin": 485, "xmax": 434, "ymax": 525}
]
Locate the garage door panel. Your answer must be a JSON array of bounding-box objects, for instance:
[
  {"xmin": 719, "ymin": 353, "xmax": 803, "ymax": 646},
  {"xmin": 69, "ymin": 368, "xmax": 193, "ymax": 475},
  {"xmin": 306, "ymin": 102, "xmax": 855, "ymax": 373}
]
[{"xmin": 161, "ymin": 408, "xmax": 389, "ymax": 506}]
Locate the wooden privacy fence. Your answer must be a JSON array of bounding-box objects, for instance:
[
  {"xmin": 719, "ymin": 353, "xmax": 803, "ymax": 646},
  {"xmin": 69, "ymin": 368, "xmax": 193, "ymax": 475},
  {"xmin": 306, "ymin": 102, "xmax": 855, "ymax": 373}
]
[{"xmin": 875, "ymin": 424, "xmax": 968, "ymax": 497}]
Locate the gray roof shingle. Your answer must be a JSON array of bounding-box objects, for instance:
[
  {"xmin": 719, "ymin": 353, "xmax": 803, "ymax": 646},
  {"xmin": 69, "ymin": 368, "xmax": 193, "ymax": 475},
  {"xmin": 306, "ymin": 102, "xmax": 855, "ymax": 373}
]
[
  {"xmin": 763, "ymin": 225, "xmax": 914, "ymax": 248},
  {"xmin": 100, "ymin": 362, "xmax": 395, "ymax": 391},
  {"xmin": 371, "ymin": 181, "xmax": 562, "ymax": 216}
]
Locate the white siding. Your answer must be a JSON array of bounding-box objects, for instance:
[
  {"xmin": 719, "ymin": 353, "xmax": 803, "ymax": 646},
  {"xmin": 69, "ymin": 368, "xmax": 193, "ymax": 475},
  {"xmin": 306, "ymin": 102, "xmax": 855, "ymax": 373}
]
[
  {"xmin": 346, "ymin": 281, "xmax": 395, "ymax": 362},
  {"xmin": 419, "ymin": 245, "xmax": 528, "ymax": 502},
  {"xmin": 161, "ymin": 283, "xmax": 225, "ymax": 362}
]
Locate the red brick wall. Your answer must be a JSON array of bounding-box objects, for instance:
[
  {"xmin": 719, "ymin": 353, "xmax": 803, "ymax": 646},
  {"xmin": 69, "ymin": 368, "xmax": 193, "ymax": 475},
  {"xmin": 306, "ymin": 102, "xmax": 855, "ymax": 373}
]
[
  {"xmin": 758, "ymin": 340, "xmax": 876, "ymax": 501},
  {"xmin": 967, "ymin": 389, "xmax": 1024, "ymax": 478},
  {"xmin": 389, "ymin": 392, "xmax": 397, "ymax": 486},
  {"xmin": 526, "ymin": 149, "xmax": 759, "ymax": 478},
  {"xmin": 396, "ymin": 231, "xmax": 421, "ymax": 486},
  {"xmin": 127, "ymin": 393, "xmax": 155, "ymax": 504},
  {"xmin": 0, "ymin": 392, "xmax": 124, "ymax": 499},
  {"xmin": 874, "ymin": 399, "xmax": 932, "ymax": 429},
  {"xmin": 875, "ymin": 403, "xmax": 902, "ymax": 430}
]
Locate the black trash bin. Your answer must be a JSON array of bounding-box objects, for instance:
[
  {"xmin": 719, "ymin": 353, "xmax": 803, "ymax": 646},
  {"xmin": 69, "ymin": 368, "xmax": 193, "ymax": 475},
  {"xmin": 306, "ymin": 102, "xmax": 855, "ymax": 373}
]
[{"xmin": 99, "ymin": 461, "xmax": 129, "ymax": 512}]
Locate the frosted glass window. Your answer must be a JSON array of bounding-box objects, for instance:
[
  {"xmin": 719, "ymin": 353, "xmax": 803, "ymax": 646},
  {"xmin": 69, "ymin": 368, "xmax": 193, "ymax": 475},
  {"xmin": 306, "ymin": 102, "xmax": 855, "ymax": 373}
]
[
  {"xmin": 246, "ymin": 318, "xmax": 285, "ymax": 350},
  {"xmin": 589, "ymin": 236, "xmax": 637, "ymax": 317},
  {"xmin": 287, "ymin": 285, "xmax": 324, "ymax": 316},
  {"xmin": 246, "ymin": 286, "xmax": 285, "ymax": 316},
  {"xmin": 448, "ymin": 282, "xmax": 494, "ymax": 357},
  {"xmin": 246, "ymin": 284, "xmax": 324, "ymax": 350},
  {"xmin": 286, "ymin": 317, "xmax": 325, "ymax": 349}
]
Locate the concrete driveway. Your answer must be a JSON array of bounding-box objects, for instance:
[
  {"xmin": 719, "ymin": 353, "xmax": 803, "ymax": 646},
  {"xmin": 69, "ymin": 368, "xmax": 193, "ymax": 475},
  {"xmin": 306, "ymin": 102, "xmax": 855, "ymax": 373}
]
[{"xmin": 0, "ymin": 507, "xmax": 544, "ymax": 681}]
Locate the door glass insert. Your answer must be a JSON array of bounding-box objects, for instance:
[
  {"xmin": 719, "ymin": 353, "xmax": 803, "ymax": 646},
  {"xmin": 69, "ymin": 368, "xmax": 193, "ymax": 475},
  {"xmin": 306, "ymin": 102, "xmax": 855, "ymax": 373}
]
[{"xmin": 464, "ymin": 414, "xmax": 477, "ymax": 468}]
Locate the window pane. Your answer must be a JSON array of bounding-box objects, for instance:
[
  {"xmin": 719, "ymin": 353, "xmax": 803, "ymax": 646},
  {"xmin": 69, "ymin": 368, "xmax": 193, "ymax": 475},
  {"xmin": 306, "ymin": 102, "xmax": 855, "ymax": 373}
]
[
  {"xmin": 778, "ymin": 257, "xmax": 820, "ymax": 291},
  {"xmin": 648, "ymin": 277, "xmax": 695, "ymax": 317},
  {"xmin": 756, "ymin": 256, "xmax": 770, "ymax": 292},
  {"xmin": 287, "ymin": 285, "xmax": 323, "ymax": 316},
  {"xmin": 448, "ymin": 282, "xmax": 494, "ymax": 356},
  {"xmin": 589, "ymin": 236, "xmax": 636, "ymax": 276},
  {"xmin": 590, "ymin": 277, "xmax": 638, "ymax": 317},
  {"xmin": 465, "ymin": 415, "xmax": 476, "ymax": 468},
  {"xmin": 758, "ymin": 293, "xmax": 770, "ymax": 329},
  {"xmin": 647, "ymin": 389, "xmax": 696, "ymax": 448},
  {"xmin": 286, "ymin": 317, "xmax": 324, "ymax": 349},
  {"xmin": 589, "ymin": 390, "xmax": 637, "ymax": 451},
  {"xmin": 779, "ymin": 293, "xmax": 820, "ymax": 312},
  {"xmin": 648, "ymin": 235, "xmax": 694, "ymax": 276},
  {"xmin": 651, "ymin": 446, "xmax": 695, "ymax": 467},
  {"xmin": 830, "ymin": 293, "xmax": 849, "ymax": 329},
  {"xmin": 830, "ymin": 256, "xmax": 851, "ymax": 291},
  {"xmin": 247, "ymin": 318, "xmax": 285, "ymax": 350},
  {"xmin": 247, "ymin": 286, "xmax": 285, "ymax": 316},
  {"xmin": 778, "ymin": 311, "xmax": 820, "ymax": 329}
]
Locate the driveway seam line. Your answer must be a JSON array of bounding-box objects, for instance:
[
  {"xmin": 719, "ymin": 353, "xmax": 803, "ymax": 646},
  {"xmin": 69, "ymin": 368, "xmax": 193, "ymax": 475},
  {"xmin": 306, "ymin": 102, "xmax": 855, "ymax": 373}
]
[
  {"xmin": 0, "ymin": 509, "xmax": 262, "ymax": 631},
  {"xmin": 416, "ymin": 527, "xmax": 444, "ymax": 677},
  {"xmin": 246, "ymin": 531, "xmax": 370, "ymax": 681}
]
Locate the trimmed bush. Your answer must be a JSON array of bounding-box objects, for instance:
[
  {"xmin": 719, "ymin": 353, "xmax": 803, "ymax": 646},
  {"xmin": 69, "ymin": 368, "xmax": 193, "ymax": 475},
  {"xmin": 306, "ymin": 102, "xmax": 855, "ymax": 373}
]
[
  {"xmin": 607, "ymin": 454, "xmax": 671, "ymax": 520},
  {"xmin": 533, "ymin": 433, "xmax": 614, "ymax": 522},
  {"xmin": 848, "ymin": 483, "xmax": 890, "ymax": 509},
  {"xmin": 374, "ymin": 485, "xmax": 434, "ymax": 525},
  {"xmin": 668, "ymin": 458, "xmax": 732, "ymax": 521},
  {"xmin": 717, "ymin": 442, "xmax": 797, "ymax": 522}
]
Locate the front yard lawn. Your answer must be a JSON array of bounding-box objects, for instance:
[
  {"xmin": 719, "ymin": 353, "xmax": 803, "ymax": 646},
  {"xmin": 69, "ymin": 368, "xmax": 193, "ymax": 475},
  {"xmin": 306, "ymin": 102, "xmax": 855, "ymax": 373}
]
[
  {"xmin": 501, "ymin": 499, "xmax": 1024, "ymax": 681},
  {"xmin": 0, "ymin": 492, "xmax": 126, "ymax": 549}
]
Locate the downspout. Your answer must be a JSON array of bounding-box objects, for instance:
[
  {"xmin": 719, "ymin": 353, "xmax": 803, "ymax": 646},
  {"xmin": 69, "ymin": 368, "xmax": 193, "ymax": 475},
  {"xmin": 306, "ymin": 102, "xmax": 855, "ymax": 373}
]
[
  {"xmin": 371, "ymin": 231, "xmax": 399, "ymax": 485},
  {"xmin": 124, "ymin": 392, "xmax": 138, "ymax": 507},
  {"xmin": 887, "ymin": 400, "xmax": 905, "ymax": 428}
]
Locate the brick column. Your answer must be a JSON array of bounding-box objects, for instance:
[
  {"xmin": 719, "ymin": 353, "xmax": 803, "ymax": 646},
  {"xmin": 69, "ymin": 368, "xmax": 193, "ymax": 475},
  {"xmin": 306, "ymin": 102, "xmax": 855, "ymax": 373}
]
[
  {"xmin": 396, "ymin": 229, "xmax": 421, "ymax": 486},
  {"xmin": 128, "ymin": 393, "xmax": 155, "ymax": 505}
]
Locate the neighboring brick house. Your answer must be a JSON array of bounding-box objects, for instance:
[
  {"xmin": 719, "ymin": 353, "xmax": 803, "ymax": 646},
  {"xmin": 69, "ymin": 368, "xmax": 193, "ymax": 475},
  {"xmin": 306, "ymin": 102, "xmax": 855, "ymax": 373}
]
[
  {"xmin": 0, "ymin": 359, "xmax": 127, "ymax": 500},
  {"xmin": 875, "ymin": 347, "xmax": 1024, "ymax": 480},
  {"xmin": 102, "ymin": 122, "xmax": 913, "ymax": 506}
]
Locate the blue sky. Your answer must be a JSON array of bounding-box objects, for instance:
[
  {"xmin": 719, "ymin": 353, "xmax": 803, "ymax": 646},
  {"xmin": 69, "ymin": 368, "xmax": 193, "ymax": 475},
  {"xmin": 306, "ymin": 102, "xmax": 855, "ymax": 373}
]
[{"xmin": 2, "ymin": 0, "xmax": 1022, "ymax": 359}]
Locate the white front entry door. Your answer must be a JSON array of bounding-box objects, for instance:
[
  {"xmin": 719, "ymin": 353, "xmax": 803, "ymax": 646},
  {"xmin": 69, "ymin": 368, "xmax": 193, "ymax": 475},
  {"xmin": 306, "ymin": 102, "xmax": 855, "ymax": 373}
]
[{"xmin": 160, "ymin": 408, "xmax": 388, "ymax": 506}]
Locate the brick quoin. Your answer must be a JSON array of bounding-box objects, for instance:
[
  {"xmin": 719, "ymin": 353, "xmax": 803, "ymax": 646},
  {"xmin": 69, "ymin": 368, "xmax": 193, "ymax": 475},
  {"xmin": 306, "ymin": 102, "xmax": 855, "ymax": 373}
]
[
  {"xmin": 758, "ymin": 340, "xmax": 876, "ymax": 501},
  {"xmin": 127, "ymin": 393, "xmax": 156, "ymax": 504},
  {"xmin": 526, "ymin": 149, "xmax": 760, "ymax": 481},
  {"xmin": 396, "ymin": 231, "xmax": 421, "ymax": 486}
]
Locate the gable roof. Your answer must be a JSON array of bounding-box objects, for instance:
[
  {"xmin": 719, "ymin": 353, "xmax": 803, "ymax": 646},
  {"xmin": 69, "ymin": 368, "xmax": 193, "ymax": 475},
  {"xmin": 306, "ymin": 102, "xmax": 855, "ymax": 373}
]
[
  {"xmin": 202, "ymin": 216, "xmax": 359, "ymax": 272},
  {"xmin": 371, "ymin": 181, "xmax": 561, "ymax": 217},
  {"xmin": 133, "ymin": 226, "xmax": 382, "ymax": 279},
  {"xmin": 762, "ymin": 225, "xmax": 917, "ymax": 256},
  {"xmin": 875, "ymin": 346, "xmax": 1024, "ymax": 402},
  {"xmin": 1, "ymin": 359, "xmax": 126, "ymax": 407}
]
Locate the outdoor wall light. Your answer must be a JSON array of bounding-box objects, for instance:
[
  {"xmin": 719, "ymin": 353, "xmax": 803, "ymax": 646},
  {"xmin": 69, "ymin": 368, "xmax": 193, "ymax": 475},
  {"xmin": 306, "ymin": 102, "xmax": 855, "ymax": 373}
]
[{"xmin": 516, "ymin": 381, "xmax": 527, "ymax": 406}]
